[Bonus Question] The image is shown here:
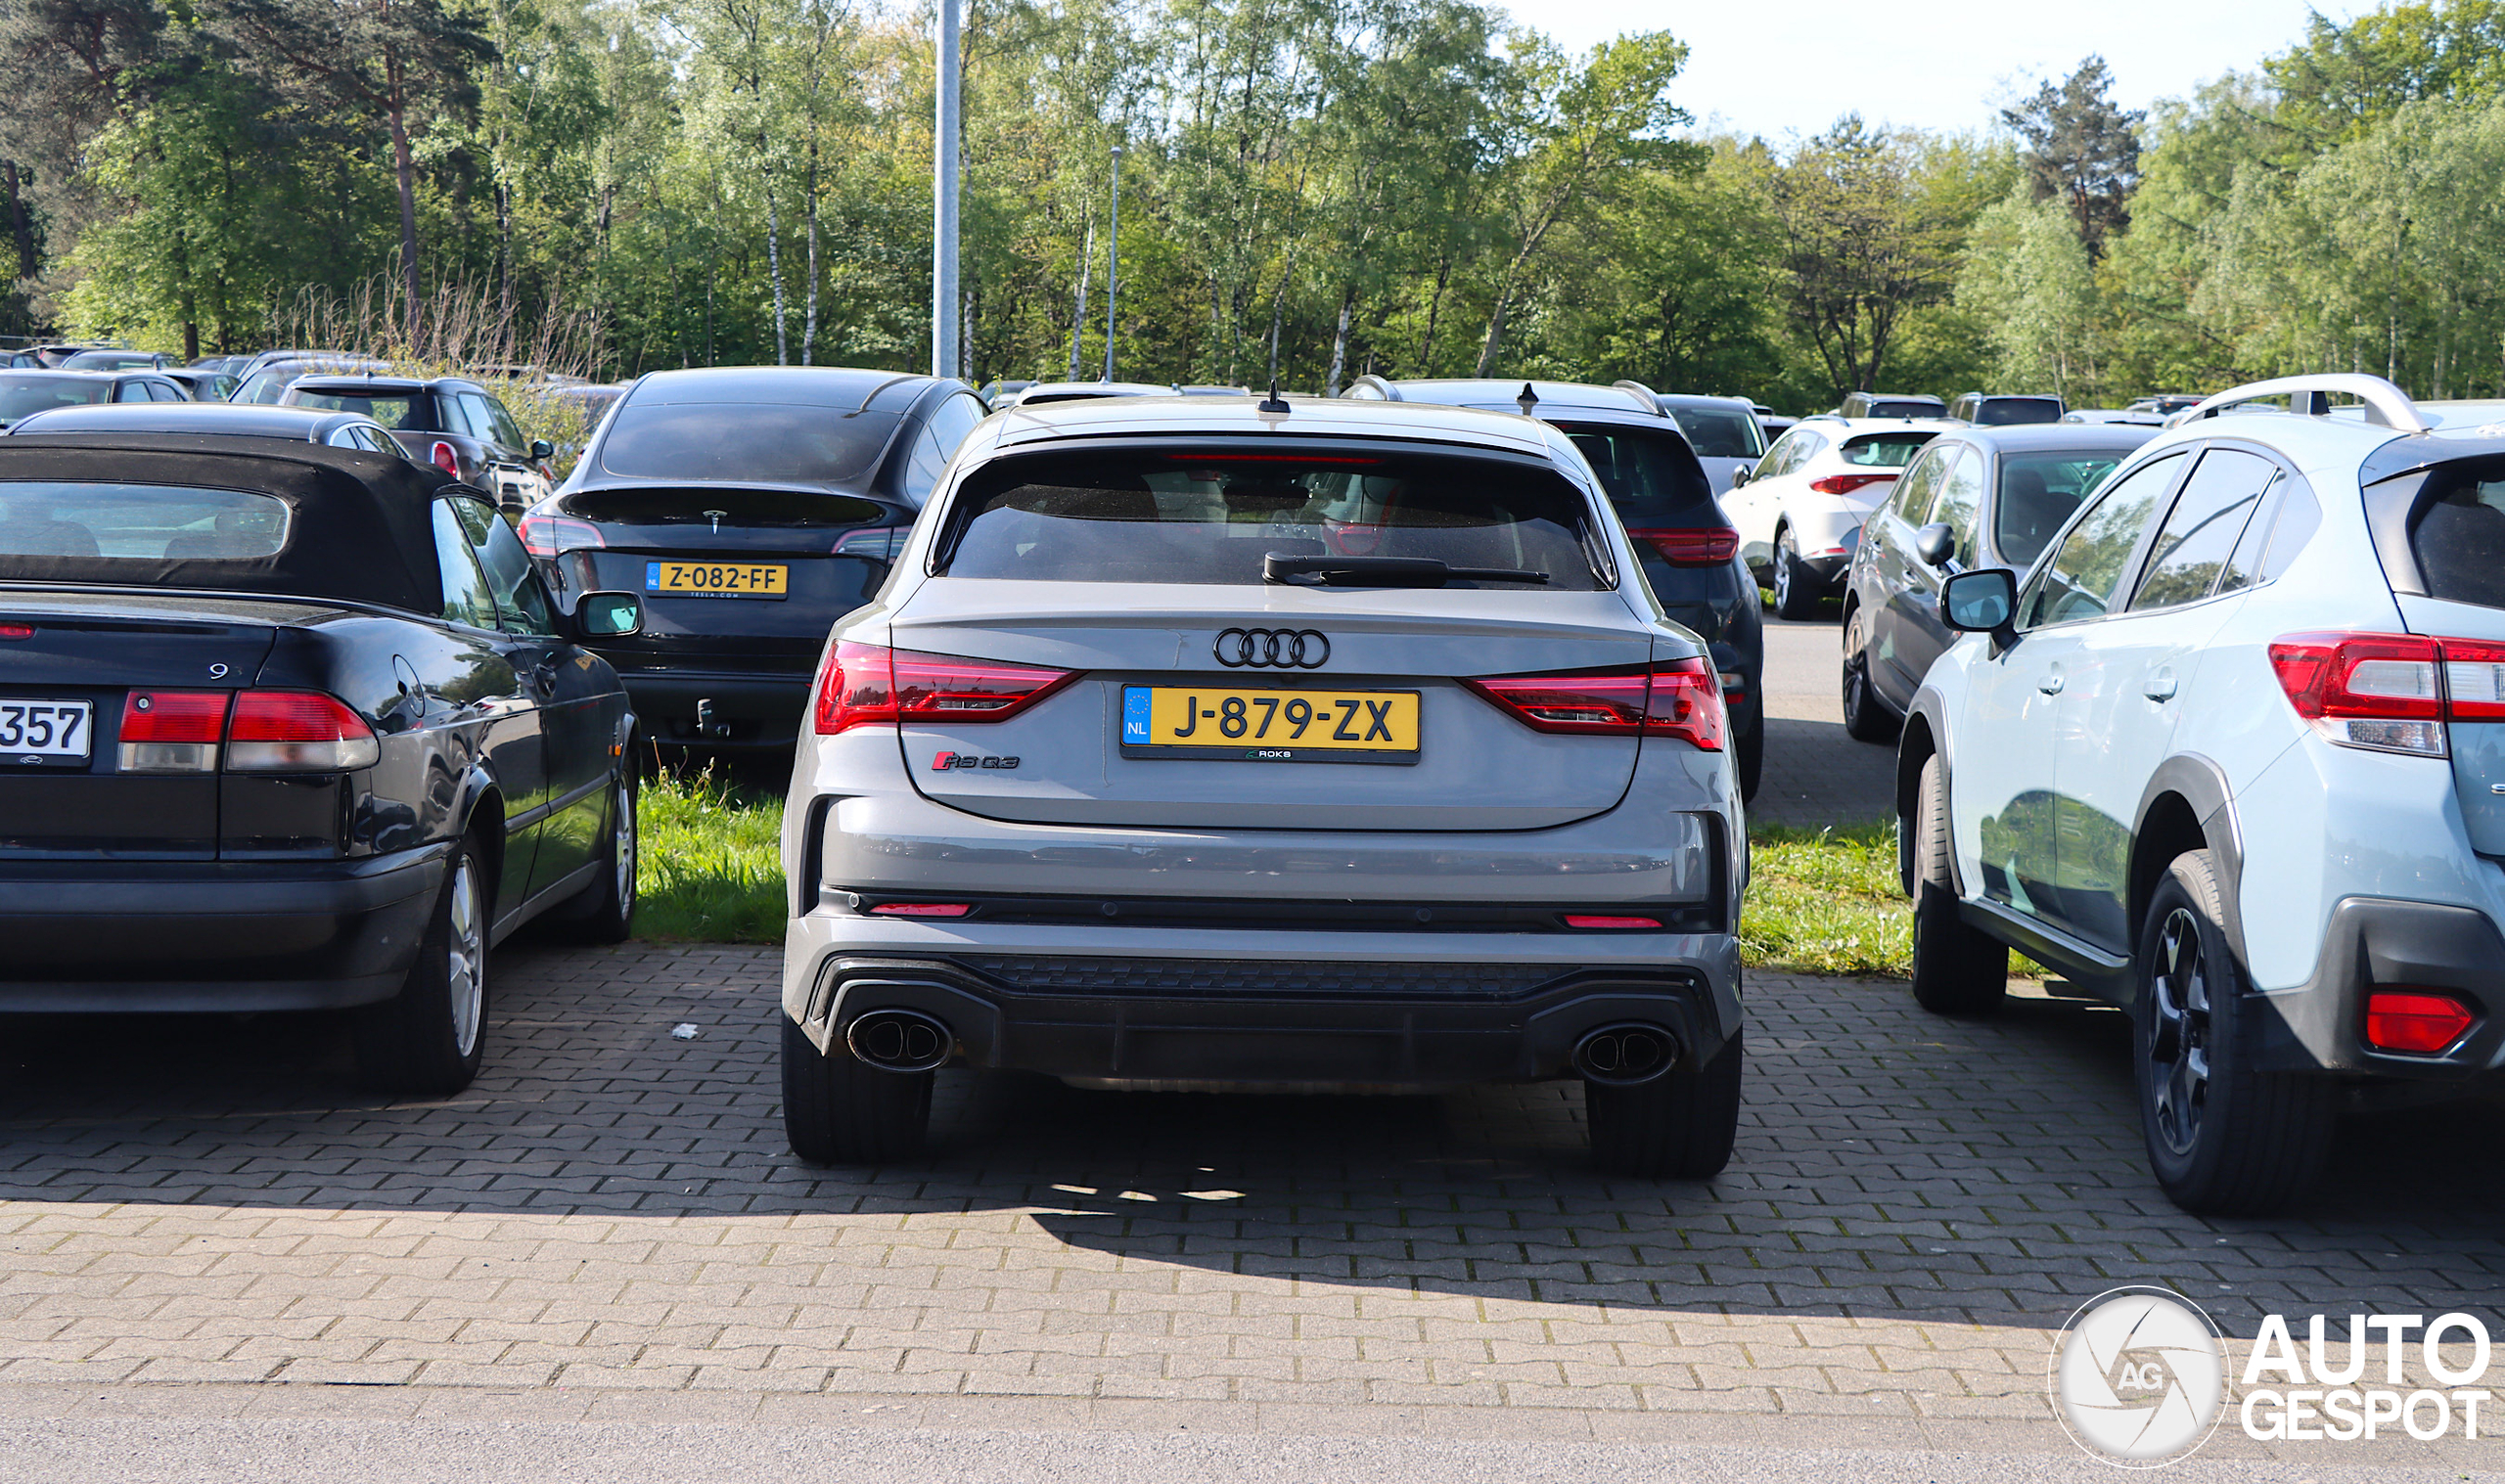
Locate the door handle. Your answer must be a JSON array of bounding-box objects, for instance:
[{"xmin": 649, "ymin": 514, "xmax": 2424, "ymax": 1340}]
[
  {"xmin": 2037, "ymin": 669, "xmax": 2065, "ymax": 696},
  {"xmin": 2145, "ymin": 668, "xmax": 2177, "ymax": 702}
]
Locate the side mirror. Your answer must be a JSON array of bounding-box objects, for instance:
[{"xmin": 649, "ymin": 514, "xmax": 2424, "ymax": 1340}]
[
  {"xmin": 1730, "ymin": 466, "xmax": 1752, "ymax": 489},
  {"xmin": 1914, "ymin": 521, "xmax": 1956, "ymax": 568},
  {"xmin": 1941, "ymin": 568, "xmax": 2018, "ymax": 636},
  {"xmin": 530, "ymin": 438, "xmax": 555, "ymax": 462},
  {"xmin": 573, "ymin": 590, "xmax": 643, "ymax": 640}
]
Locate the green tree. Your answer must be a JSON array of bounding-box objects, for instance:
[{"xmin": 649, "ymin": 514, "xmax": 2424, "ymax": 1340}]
[{"xmin": 1999, "ymin": 55, "xmax": 2142, "ymax": 258}]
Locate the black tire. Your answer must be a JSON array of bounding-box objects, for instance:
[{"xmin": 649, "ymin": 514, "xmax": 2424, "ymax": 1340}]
[
  {"xmin": 1771, "ymin": 527, "xmax": 1820, "ymax": 619},
  {"xmin": 354, "ymin": 834, "xmax": 491, "ymax": 1095},
  {"xmin": 1733, "ymin": 713, "xmax": 1763, "ymax": 803},
  {"xmin": 1841, "ymin": 608, "xmax": 1897, "ymax": 742},
  {"xmin": 2134, "ymin": 851, "xmax": 2336, "ymax": 1215},
  {"xmin": 551, "ymin": 762, "xmax": 638, "ymax": 944},
  {"xmin": 1907, "ymin": 754, "xmax": 2007, "ymax": 1015},
  {"xmin": 782, "ymin": 1017, "xmax": 934, "ymax": 1164},
  {"xmin": 1587, "ymin": 1028, "xmax": 1744, "ymax": 1179}
]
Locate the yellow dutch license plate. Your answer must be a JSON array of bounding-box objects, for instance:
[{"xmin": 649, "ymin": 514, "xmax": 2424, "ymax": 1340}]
[
  {"xmin": 644, "ymin": 561, "xmax": 789, "ymax": 599},
  {"xmin": 1119, "ymin": 685, "xmax": 1421, "ymax": 764}
]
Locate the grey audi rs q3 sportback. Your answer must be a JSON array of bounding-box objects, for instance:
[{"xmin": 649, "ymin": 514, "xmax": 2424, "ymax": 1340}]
[{"xmin": 778, "ymin": 394, "xmax": 1747, "ymax": 1176}]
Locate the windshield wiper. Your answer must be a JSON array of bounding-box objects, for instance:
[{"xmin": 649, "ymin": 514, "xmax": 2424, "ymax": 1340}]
[{"xmin": 1262, "ymin": 554, "xmax": 1550, "ymax": 588}]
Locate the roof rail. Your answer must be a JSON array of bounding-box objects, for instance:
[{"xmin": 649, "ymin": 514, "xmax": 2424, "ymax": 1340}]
[
  {"xmin": 2182, "ymin": 374, "xmax": 2430, "ymax": 434},
  {"xmin": 1609, "ymin": 379, "xmax": 1666, "ymax": 415}
]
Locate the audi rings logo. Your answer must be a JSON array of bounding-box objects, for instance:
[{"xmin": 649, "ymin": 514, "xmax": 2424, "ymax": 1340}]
[
  {"xmin": 2051, "ymin": 1286, "xmax": 2228, "ymax": 1467},
  {"xmin": 1214, "ymin": 628, "xmax": 1330, "ymax": 668}
]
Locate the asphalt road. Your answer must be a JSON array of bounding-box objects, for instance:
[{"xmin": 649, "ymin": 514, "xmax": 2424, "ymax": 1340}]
[{"xmin": 1752, "ymin": 607, "xmax": 1897, "ymax": 831}]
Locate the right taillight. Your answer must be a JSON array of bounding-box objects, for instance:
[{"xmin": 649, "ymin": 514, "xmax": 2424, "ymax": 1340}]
[
  {"xmin": 431, "ymin": 440, "xmax": 460, "ymax": 478},
  {"xmin": 1624, "ymin": 527, "xmax": 1739, "ymax": 566},
  {"xmin": 812, "ymin": 643, "xmax": 1078, "ymax": 735},
  {"xmin": 518, "ymin": 513, "xmax": 606, "ymax": 559},
  {"xmin": 1463, "ymin": 657, "xmax": 1725, "ymax": 751}
]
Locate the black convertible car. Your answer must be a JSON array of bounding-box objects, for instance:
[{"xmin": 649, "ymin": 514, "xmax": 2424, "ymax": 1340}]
[{"xmin": 0, "ymin": 414, "xmax": 646, "ymax": 1092}]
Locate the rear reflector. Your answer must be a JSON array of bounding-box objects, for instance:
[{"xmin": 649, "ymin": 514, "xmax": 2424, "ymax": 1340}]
[
  {"xmin": 867, "ymin": 903, "xmax": 974, "ymax": 918},
  {"xmin": 1808, "ymin": 472, "xmax": 1896, "ymax": 496},
  {"xmin": 1624, "ymin": 527, "xmax": 1739, "ymax": 566},
  {"xmin": 2364, "ymin": 990, "xmax": 2477, "ymax": 1054},
  {"xmin": 813, "ymin": 643, "xmax": 1079, "ymax": 734},
  {"xmin": 227, "ymin": 691, "xmax": 380, "ymax": 771},
  {"xmin": 1463, "ymin": 657, "xmax": 1726, "ymax": 751},
  {"xmin": 518, "ymin": 513, "xmax": 606, "ymax": 559},
  {"xmin": 118, "ymin": 691, "xmax": 229, "ymax": 773},
  {"xmin": 1564, "ymin": 915, "xmax": 1662, "ymax": 929}
]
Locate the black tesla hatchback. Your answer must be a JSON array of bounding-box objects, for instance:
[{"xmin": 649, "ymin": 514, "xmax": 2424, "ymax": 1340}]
[
  {"xmin": 523, "ymin": 366, "xmax": 990, "ymax": 747},
  {"xmin": 0, "ymin": 413, "xmax": 647, "ymax": 1093}
]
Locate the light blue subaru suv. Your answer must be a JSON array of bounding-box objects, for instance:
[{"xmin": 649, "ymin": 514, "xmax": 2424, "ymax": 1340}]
[{"xmin": 1898, "ymin": 375, "xmax": 2505, "ymax": 1213}]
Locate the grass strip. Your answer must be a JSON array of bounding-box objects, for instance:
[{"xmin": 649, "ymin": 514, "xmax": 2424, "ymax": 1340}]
[{"xmin": 634, "ymin": 768, "xmax": 787, "ymax": 944}]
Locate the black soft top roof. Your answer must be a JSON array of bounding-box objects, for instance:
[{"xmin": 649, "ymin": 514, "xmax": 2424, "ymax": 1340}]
[{"xmin": 0, "ymin": 434, "xmax": 452, "ymax": 614}]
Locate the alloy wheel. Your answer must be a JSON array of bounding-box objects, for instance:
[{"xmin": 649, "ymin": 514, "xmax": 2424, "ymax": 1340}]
[
  {"xmin": 615, "ymin": 785, "xmax": 638, "ymax": 914},
  {"xmin": 1772, "ymin": 535, "xmax": 1794, "ymax": 609},
  {"xmin": 445, "ymin": 857, "xmax": 485, "ymax": 1058},
  {"xmin": 2147, "ymin": 907, "xmax": 2211, "ymax": 1157}
]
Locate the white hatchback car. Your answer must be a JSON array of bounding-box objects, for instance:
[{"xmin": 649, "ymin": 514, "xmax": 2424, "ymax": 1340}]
[
  {"xmin": 1899, "ymin": 374, "xmax": 2505, "ymax": 1213},
  {"xmin": 1729, "ymin": 416, "xmax": 1953, "ymax": 617}
]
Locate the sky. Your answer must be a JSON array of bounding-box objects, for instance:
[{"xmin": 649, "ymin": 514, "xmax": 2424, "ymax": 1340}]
[{"xmin": 1513, "ymin": 0, "xmax": 2364, "ymax": 141}]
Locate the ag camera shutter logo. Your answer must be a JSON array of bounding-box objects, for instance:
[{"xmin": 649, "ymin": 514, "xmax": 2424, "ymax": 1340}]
[{"xmin": 2051, "ymin": 1286, "xmax": 2228, "ymax": 1467}]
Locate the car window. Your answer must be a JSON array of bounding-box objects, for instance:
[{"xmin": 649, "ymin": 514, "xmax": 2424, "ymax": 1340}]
[
  {"xmin": 0, "ymin": 376, "xmax": 113, "ymax": 426},
  {"xmin": 601, "ymin": 400, "xmax": 902, "ymax": 485},
  {"xmin": 2263, "ymin": 481, "xmax": 2320, "ymax": 580},
  {"xmin": 0, "ymin": 481, "xmax": 289, "ymax": 561},
  {"xmin": 432, "ymin": 502, "xmax": 502, "ymax": 629},
  {"xmin": 926, "ymin": 393, "xmax": 985, "ymax": 458},
  {"xmin": 1840, "ymin": 432, "xmax": 1936, "ymax": 468},
  {"xmin": 1554, "ymin": 423, "xmax": 1714, "ymax": 523},
  {"xmin": 449, "ymin": 494, "xmax": 555, "ymax": 635},
  {"xmin": 2020, "ymin": 452, "xmax": 2186, "ymax": 629},
  {"xmin": 1993, "ymin": 452, "xmax": 2126, "ymax": 568},
  {"xmin": 943, "ymin": 447, "xmax": 1605, "ymax": 590},
  {"xmin": 2129, "ymin": 448, "xmax": 2276, "ymax": 612},
  {"xmin": 901, "ymin": 425, "xmax": 948, "ymax": 505},
  {"xmin": 1934, "ymin": 448, "xmax": 1985, "ymax": 563},
  {"xmin": 1975, "ymin": 398, "xmax": 2063, "ymax": 427},
  {"xmin": 470, "ymin": 394, "xmax": 528, "ymax": 452},
  {"xmin": 1888, "ymin": 447, "xmax": 1948, "ymax": 522},
  {"xmin": 298, "ymin": 391, "xmax": 422, "ymax": 428},
  {"xmin": 1665, "ymin": 406, "xmax": 1762, "ymax": 460}
]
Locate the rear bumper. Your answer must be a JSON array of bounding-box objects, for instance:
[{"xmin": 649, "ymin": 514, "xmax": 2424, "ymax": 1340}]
[
  {"xmin": 784, "ymin": 941, "xmax": 1739, "ymax": 1085},
  {"xmin": 2247, "ymin": 896, "xmax": 2505, "ymax": 1079},
  {"xmin": 0, "ymin": 847, "xmax": 446, "ymax": 1012},
  {"xmin": 613, "ymin": 670, "xmax": 810, "ymax": 747}
]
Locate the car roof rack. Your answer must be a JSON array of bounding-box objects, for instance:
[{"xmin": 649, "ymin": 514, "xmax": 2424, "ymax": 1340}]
[{"xmin": 2181, "ymin": 373, "xmax": 2430, "ymax": 433}]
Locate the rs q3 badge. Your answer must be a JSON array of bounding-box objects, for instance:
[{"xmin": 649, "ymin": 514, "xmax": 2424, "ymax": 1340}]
[{"xmin": 934, "ymin": 751, "xmax": 1019, "ymax": 771}]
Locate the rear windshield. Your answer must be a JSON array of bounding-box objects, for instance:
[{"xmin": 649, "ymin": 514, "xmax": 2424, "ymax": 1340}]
[
  {"xmin": 294, "ymin": 390, "xmax": 431, "ymax": 429},
  {"xmin": 1976, "ymin": 398, "xmax": 2064, "ymax": 427},
  {"xmin": 1994, "ymin": 451, "xmax": 2128, "ymax": 567},
  {"xmin": 941, "ymin": 447, "xmax": 1605, "ymax": 589},
  {"xmin": 1866, "ymin": 400, "xmax": 1942, "ymax": 419},
  {"xmin": 2408, "ymin": 469, "xmax": 2505, "ymax": 608},
  {"xmin": 0, "ymin": 481, "xmax": 290, "ymax": 560},
  {"xmin": 0, "ymin": 376, "xmax": 112, "ymax": 427},
  {"xmin": 566, "ymin": 486, "xmax": 888, "ymax": 528},
  {"xmin": 1664, "ymin": 407, "xmax": 1764, "ymax": 460},
  {"xmin": 601, "ymin": 401, "xmax": 899, "ymax": 484},
  {"xmin": 1554, "ymin": 422, "xmax": 1713, "ymax": 522},
  {"xmin": 1842, "ymin": 432, "xmax": 1936, "ymax": 468}
]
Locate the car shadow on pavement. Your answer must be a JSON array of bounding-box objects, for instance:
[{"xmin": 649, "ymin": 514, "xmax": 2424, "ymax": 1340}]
[{"xmin": 2, "ymin": 945, "xmax": 2499, "ymax": 1338}]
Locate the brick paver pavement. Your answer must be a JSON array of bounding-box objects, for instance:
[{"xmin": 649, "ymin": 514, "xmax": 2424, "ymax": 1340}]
[{"xmin": 2, "ymin": 941, "xmax": 2499, "ymax": 1435}]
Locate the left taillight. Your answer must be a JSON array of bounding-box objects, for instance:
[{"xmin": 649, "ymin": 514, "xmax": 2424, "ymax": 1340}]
[
  {"xmin": 813, "ymin": 643, "xmax": 1078, "ymax": 735},
  {"xmin": 518, "ymin": 513, "xmax": 606, "ymax": 559},
  {"xmin": 116, "ymin": 689, "xmax": 377, "ymax": 773},
  {"xmin": 431, "ymin": 440, "xmax": 460, "ymax": 478},
  {"xmin": 1462, "ymin": 657, "xmax": 1726, "ymax": 751},
  {"xmin": 1624, "ymin": 526, "xmax": 1739, "ymax": 566}
]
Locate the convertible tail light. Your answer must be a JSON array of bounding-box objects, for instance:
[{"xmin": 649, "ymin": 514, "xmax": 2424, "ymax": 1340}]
[
  {"xmin": 518, "ymin": 513, "xmax": 606, "ymax": 559},
  {"xmin": 227, "ymin": 691, "xmax": 380, "ymax": 771},
  {"xmin": 118, "ymin": 691, "xmax": 229, "ymax": 772},
  {"xmin": 1625, "ymin": 526, "xmax": 1739, "ymax": 566},
  {"xmin": 812, "ymin": 643, "xmax": 1078, "ymax": 734},
  {"xmin": 431, "ymin": 440, "xmax": 460, "ymax": 478},
  {"xmin": 2270, "ymin": 632, "xmax": 2446, "ymax": 755},
  {"xmin": 2364, "ymin": 990, "xmax": 2477, "ymax": 1054},
  {"xmin": 1808, "ymin": 472, "xmax": 1896, "ymax": 497},
  {"xmin": 1463, "ymin": 657, "xmax": 1725, "ymax": 751}
]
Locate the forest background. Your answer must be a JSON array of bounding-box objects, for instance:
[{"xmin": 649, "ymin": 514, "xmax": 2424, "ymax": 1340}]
[{"xmin": 6, "ymin": 0, "xmax": 2505, "ymax": 413}]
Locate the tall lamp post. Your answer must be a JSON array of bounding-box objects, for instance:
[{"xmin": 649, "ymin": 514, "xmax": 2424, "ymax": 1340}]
[
  {"xmin": 932, "ymin": 0, "xmax": 960, "ymax": 379},
  {"xmin": 1101, "ymin": 145, "xmax": 1122, "ymax": 382}
]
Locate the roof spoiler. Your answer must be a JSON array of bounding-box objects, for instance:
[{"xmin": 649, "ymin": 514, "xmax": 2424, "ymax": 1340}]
[{"xmin": 2176, "ymin": 374, "xmax": 2430, "ymax": 433}]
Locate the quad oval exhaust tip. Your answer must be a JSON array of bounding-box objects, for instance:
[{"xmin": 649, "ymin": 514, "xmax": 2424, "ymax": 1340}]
[
  {"xmin": 844, "ymin": 1009, "xmax": 954, "ymax": 1073},
  {"xmin": 1572, "ymin": 1023, "xmax": 1679, "ymax": 1086}
]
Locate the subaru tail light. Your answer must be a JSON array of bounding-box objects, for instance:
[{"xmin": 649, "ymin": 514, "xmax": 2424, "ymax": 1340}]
[
  {"xmin": 2364, "ymin": 990, "xmax": 2477, "ymax": 1054},
  {"xmin": 2269, "ymin": 632, "xmax": 2446, "ymax": 755},
  {"xmin": 1624, "ymin": 527, "xmax": 1740, "ymax": 566},
  {"xmin": 813, "ymin": 643, "xmax": 1078, "ymax": 735},
  {"xmin": 118, "ymin": 691, "xmax": 229, "ymax": 773},
  {"xmin": 518, "ymin": 513, "xmax": 606, "ymax": 559},
  {"xmin": 226, "ymin": 691, "xmax": 380, "ymax": 771},
  {"xmin": 431, "ymin": 440, "xmax": 460, "ymax": 478},
  {"xmin": 1463, "ymin": 657, "xmax": 1726, "ymax": 751},
  {"xmin": 1808, "ymin": 472, "xmax": 1896, "ymax": 497}
]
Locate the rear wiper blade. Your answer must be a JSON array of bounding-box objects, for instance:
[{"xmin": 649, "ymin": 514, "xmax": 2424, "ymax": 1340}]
[{"xmin": 1262, "ymin": 554, "xmax": 1549, "ymax": 588}]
